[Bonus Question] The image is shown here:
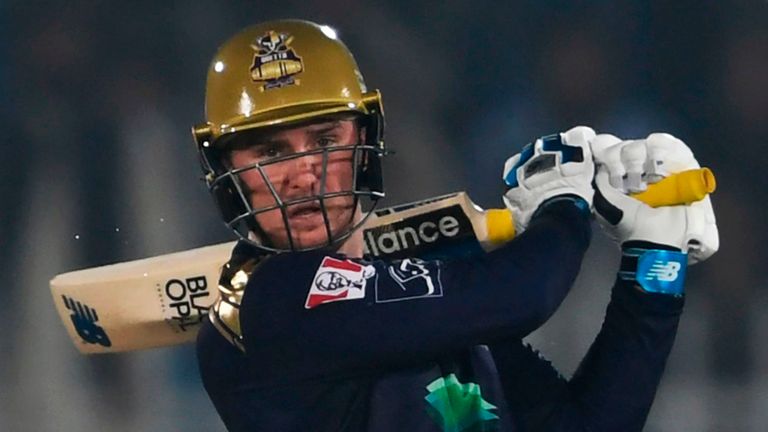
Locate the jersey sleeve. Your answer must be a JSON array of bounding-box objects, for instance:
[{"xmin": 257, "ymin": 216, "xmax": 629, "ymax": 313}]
[
  {"xmin": 239, "ymin": 199, "xmax": 591, "ymax": 385},
  {"xmin": 491, "ymin": 244, "xmax": 685, "ymax": 432}
]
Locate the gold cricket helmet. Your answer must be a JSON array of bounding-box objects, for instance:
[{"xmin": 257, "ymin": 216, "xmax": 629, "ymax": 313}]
[{"xmin": 193, "ymin": 20, "xmax": 386, "ymax": 252}]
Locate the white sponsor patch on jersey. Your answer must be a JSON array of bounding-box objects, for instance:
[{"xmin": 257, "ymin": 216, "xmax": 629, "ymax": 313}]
[
  {"xmin": 376, "ymin": 258, "xmax": 443, "ymax": 303},
  {"xmin": 305, "ymin": 257, "xmax": 375, "ymax": 309}
]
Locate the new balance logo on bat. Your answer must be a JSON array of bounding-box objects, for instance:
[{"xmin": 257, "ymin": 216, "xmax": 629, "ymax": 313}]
[
  {"xmin": 62, "ymin": 295, "xmax": 112, "ymax": 347},
  {"xmin": 363, "ymin": 205, "xmax": 475, "ymax": 259},
  {"xmin": 645, "ymin": 261, "xmax": 681, "ymax": 282}
]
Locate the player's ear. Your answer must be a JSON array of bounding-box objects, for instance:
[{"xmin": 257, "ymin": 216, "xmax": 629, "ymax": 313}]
[
  {"xmin": 354, "ymin": 117, "xmax": 370, "ymax": 167},
  {"xmin": 219, "ymin": 151, "xmax": 234, "ymax": 170},
  {"xmin": 358, "ymin": 124, "xmax": 367, "ymax": 145}
]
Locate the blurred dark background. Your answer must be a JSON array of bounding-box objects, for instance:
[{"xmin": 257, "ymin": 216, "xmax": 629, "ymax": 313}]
[{"xmin": 1, "ymin": 1, "xmax": 766, "ymax": 430}]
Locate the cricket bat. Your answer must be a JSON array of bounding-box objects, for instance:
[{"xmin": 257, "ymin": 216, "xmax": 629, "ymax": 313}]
[{"xmin": 51, "ymin": 168, "xmax": 715, "ymax": 354}]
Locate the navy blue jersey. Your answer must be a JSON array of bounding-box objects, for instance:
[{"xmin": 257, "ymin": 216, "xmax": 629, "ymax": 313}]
[{"xmin": 197, "ymin": 200, "xmax": 684, "ymax": 431}]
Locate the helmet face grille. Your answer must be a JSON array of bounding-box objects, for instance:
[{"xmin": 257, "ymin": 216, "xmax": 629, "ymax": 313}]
[{"xmin": 207, "ymin": 143, "xmax": 385, "ymax": 253}]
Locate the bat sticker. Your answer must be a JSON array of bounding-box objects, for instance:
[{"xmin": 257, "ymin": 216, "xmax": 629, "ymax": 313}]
[{"xmin": 62, "ymin": 295, "xmax": 112, "ymax": 347}]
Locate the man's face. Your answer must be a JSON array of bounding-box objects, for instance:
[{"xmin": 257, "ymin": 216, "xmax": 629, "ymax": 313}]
[{"xmin": 227, "ymin": 118, "xmax": 361, "ymax": 250}]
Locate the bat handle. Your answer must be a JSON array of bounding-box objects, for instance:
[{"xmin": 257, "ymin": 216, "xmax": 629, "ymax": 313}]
[
  {"xmin": 485, "ymin": 209, "xmax": 516, "ymax": 244},
  {"xmin": 631, "ymin": 168, "xmax": 716, "ymax": 207}
]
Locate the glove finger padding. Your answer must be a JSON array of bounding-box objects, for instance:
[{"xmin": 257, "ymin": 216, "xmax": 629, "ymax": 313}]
[
  {"xmin": 591, "ymin": 134, "xmax": 624, "ymax": 189},
  {"xmin": 684, "ymin": 196, "xmax": 719, "ymax": 264},
  {"xmin": 620, "ymin": 140, "xmax": 648, "ymax": 193},
  {"xmin": 645, "ymin": 133, "xmax": 699, "ymax": 180}
]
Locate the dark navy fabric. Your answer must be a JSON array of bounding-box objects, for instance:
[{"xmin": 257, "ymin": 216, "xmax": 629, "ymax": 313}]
[{"xmin": 197, "ymin": 201, "xmax": 684, "ymax": 431}]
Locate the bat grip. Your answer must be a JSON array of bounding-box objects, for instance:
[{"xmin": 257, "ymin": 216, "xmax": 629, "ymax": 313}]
[
  {"xmin": 485, "ymin": 209, "xmax": 516, "ymax": 244},
  {"xmin": 631, "ymin": 168, "xmax": 716, "ymax": 207}
]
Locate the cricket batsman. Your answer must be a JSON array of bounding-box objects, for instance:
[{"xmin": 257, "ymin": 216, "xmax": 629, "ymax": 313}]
[{"xmin": 193, "ymin": 19, "xmax": 719, "ymax": 431}]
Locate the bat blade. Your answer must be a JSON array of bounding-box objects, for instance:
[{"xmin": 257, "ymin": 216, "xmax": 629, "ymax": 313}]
[{"xmin": 51, "ymin": 242, "xmax": 235, "ymax": 353}]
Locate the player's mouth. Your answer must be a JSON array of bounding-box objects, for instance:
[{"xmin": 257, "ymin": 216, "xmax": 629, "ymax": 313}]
[{"xmin": 287, "ymin": 202, "xmax": 325, "ymax": 227}]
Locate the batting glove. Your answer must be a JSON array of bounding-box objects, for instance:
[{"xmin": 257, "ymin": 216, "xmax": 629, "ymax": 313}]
[
  {"xmin": 503, "ymin": 126, "xmax": 596, "ymax": 234},
  {"xmin": 592, "ymin": 133, "xmax": 719, "ymax": 264}
]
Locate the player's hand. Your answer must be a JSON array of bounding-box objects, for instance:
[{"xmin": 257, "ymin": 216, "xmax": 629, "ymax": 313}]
[
  {"xmin": 591, "ymin": 133, "xmax": 719, "ymax": 264},
  {"xmin": 503, "ymin": 126, "xmax": 596, "ymax": 233}
]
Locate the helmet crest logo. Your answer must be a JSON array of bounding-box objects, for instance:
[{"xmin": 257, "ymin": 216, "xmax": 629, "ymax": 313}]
[{"xmin": 249, "ymin": 31, "xmax": 304, "ymax": 91}]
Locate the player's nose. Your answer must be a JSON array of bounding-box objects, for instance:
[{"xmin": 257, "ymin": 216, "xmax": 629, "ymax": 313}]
[{"xmin": 285, "ymin": 154, "xmax": 321, "ymax": 193}]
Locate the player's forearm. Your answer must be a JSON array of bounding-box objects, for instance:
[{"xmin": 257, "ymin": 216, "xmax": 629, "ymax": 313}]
[
  {"xmin": 474, "ymin": 197, "xmax": 592, "ymax": 334},
  {"xmin": 494, "ymin": 253, "xmax": 684, "ymax": 432},
  {"xmin": 560, "ymin": 247, "xmax": 685, "ymax": 431},
  {"xmin": 361, "ymin": 199, "xmax": 591, "ymax": 366}
]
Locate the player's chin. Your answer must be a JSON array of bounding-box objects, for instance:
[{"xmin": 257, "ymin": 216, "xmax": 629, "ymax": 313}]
[
  {"xmin": 271, "ymin": 209, "xmax": 355, "ymax": 249},
  {"xmin": 272, "ymin": 226, "xmax": 339, "ymax": 250}
]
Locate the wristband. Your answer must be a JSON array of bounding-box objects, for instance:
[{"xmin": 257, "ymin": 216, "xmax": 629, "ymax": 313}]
[
  {"xmin": 619, "ymin": 248, "xmax": 687, "ymax": 297},
  {"xmin": 532, "ymin": 195, "xmax": 591, "ymax": 220}
]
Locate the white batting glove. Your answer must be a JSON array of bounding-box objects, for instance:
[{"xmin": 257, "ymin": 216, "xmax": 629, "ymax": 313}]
[
  {"xmin": 592, "ymin": 133, "xmax": 719, "ymax": 264},
  {"xmin": 503, "ymin": 126, "xmax": 596, "ymax": 233}
]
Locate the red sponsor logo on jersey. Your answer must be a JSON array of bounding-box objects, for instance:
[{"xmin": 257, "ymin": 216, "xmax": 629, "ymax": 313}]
[{"xmin": 305, "ymin": 257, "xmax": 375, "ymax": 309}]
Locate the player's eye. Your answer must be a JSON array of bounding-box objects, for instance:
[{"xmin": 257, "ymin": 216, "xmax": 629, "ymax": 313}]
[
  {"xmin": 254, "ymin": 143, "xmax": 282, "ymax": 159},
  {"xmin": 317, "ymin": 136, "xmax": 337, "ymax": 148}
]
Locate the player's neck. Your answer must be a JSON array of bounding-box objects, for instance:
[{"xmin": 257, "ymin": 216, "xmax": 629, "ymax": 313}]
[
  {"xmin": 334, "ymin": 206, "xmax": 366, "ymax": 258},
  {"xmin": 335, "ymin": 225, "xmax": 364, "ymax": 258}
]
